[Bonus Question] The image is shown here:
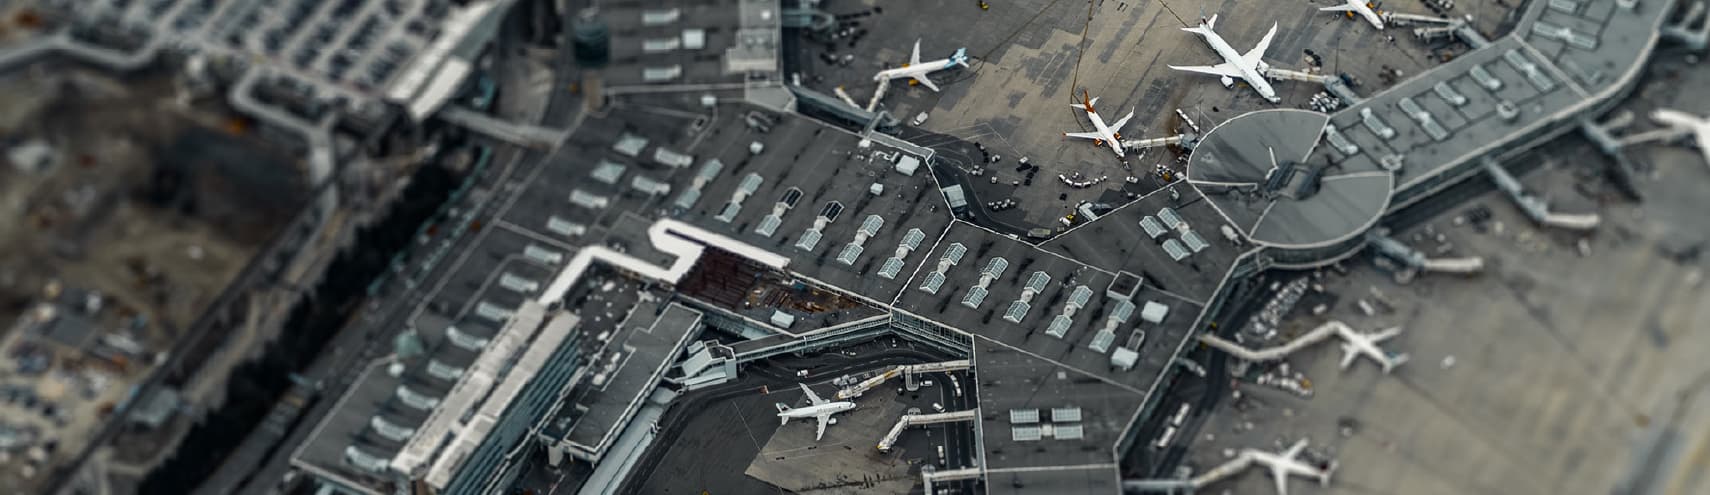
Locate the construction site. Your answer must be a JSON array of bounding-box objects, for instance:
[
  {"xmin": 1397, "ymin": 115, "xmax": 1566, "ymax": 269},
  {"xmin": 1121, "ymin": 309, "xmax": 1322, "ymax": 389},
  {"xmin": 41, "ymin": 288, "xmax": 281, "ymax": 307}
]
[{"xmin": 0, "ymin": 60, "xmax": 307, "ymax": 492}]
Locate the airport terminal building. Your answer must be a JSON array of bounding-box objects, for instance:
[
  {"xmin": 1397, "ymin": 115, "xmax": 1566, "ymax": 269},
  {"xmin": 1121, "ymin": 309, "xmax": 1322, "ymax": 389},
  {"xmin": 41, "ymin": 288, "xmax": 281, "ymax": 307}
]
[{"xmin": 281, "ymin": 0, "xmax": 1695, "ymax": 493}]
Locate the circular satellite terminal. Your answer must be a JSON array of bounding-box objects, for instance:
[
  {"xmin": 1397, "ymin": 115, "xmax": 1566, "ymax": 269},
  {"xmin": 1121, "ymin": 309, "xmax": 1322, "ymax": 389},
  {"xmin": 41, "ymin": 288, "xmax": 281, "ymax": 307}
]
[{"xmin": 1187, "ymin": 109, "xmax": 1392, "ymax": 253}]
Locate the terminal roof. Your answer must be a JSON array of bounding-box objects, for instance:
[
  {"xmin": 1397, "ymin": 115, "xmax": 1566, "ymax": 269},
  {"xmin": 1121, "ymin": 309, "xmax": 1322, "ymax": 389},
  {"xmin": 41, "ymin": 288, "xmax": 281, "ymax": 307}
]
[
  {"xmin": 1042, "ymin": 184, "xmax": 1246, "ymax": 304},
  {"xmin": 1188, "ymin": 109, "xmax": 1393, "ymax": 249},
  {"xmin": 896, "ymin": 223, "xmax": 1208, "ymax": 396},
  {"xmin": 973, "ymin": 339, "xmax": 1135, "ymax": 492},
  {"xmin": 546, "ymin": 298, "xmax": 702, "ymax": 460},
  {"xmin": 596, "ymin": 0, "xmax": 780, "ymax": 89},
  {"xmin": 667, "ymin": 108, "xmax": 954, "ymax": 312},
  {"xmin": 292, "ymin": 232, "xmax": 579, "ymax": 494}
]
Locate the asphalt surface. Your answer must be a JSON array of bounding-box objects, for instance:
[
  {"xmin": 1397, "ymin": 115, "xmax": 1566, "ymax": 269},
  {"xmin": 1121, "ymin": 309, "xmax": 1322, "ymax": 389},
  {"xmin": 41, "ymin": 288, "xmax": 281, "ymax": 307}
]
[{"xmin": 620, "ymin": 345, "xmax": 960, "ymax": 495}]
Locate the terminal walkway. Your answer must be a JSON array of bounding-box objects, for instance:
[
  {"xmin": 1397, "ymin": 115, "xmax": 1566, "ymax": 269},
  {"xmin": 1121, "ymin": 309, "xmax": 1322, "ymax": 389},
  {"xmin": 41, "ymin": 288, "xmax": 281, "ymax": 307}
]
[
  {"xmin": 437, "ymin": 105, "xmax": 569, "ymax": 150},
  {"xmin": 835, "ymin": 360, "xmax": 971, "ymax": 399},
  {"xmin": 1197, "ymin": 320, "xmax": 1350, "ymax": 363},
  {"xmin": 876, "ymin": 409, "xmax": 978, "ymax": 451}
]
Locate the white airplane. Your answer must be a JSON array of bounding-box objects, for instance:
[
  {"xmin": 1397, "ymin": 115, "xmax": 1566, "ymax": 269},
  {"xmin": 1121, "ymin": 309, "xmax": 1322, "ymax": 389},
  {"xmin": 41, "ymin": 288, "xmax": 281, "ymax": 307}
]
[
  {"xmin": 873, "ymin": 39, "xmax": 970, "ymax": 92},
  {"xmin": 1246, "ymin": 438, "xmax": 1336, "ymax": 495},
  {"xmin": 1648, "ymin": 108, "xmax": 1710, "ymax": 167},
  {"xmin": 1062, "ymin": 90, "xmax": 1136, "ymax": 159},
  {"xmin": 1170, "ymin": 15, "xmax": 1282, "ymax": 103},
  {"xmin": 1335, "ymin": 325, "xmax": 1409, "ymax": 373},
  {"xmin": 1320, "ymin": 0, "xmax": 1385, "ymax": 30},
  {"xmin": 775, "ymin": 383, "xmax": 857, "ymax": 441}
]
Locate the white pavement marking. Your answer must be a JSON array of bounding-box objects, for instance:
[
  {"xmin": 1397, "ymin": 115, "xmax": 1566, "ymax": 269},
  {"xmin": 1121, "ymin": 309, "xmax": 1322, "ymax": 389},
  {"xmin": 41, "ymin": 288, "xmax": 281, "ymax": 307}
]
[{"xmin": 732, "ymin": 401, "xmax": 765, "ymax": 451}]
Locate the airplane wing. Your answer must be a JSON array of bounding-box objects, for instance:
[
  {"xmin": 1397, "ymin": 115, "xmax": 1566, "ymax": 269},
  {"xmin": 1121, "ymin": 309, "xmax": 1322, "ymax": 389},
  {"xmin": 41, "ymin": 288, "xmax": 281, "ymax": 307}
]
[
  {"xmin": 1650, "ymin": 108, "xmax": 1701, "ymax": 128},
  {"xmin": 1244, "ymin": 23, "xmax": 1279, "ymax": 67},
  {"xmin": 1110, "ymin": 110, "xmax": 1136, "ymax": 133},
  {"xmin": 1338, "ymin": 344, "xmax": 1359, "ymax": 369},
  {"xmin": 1063, "ymin": 132, "xmax": 1104, "ymax": 140},
  {"xmin": 914, "ymin": 74, "xmax": 941, "ymax": 92},
  {"xmin": 1696, "ymin": 128, "xmax": 1710, "ymax": 167},
  {"xmin": 800, "ymin": 383, "xmax": 827, "ymax": 406},
  {"xmin": 1273, "ymin": 467, "xmax": 1291, "ymax": 495},
  {"xmin": 815, "ymin": 413, "xmax": 830, "ymax": 441},
  {"xmin": 1319, "ymin": 4, "xmax": 1358, "ymax": 12},
  {"xmin": 909, "ymin": 39, "xmax": 923, "ymax": 66},
  {"xmin": 1372, "ymin": 326, "xmax": 1404, "ymax": 341},
  {"xmin": 1169, "ymin": 62, "xmax": 1244, "ymax": 78}
]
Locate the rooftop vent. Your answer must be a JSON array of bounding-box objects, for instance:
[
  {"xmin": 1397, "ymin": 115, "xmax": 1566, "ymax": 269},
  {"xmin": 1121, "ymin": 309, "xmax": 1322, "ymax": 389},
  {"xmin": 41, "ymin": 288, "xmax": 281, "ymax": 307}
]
[
  {"xmin": 878, "ymin": 228, "xmax": 927, "ymax": 279},
  {"xmin": 755, "ymin": 187, "xmax": 802, "ymax": 237},
  {"xmin": 838, "ymin": 216, "xmax": 884, "ymax": 266},
  {"xmin": 1003, "ymin": 271, "xmax": 1051, "ymax": 323},
  {"xmin": 795, "ymin": 202, "xmax": 844, "ymax": 252},
  {"xmin": 716, "ymin": 173, "xmax": 764, "ymax": 223},
  {"xmin": 962, "ymin": 257, "xmax": 1010, "ymax": 308},
  {"xmin": 919, "ymin": 242, "xmax": 967, "ymax": 294},
  {"xmin": 1046, "ymin": 285, "xmax": 1093, "ymax": 338},
  {"xmin": 673, "ymin": 159, "xmax": 725, "ymax": 210}
]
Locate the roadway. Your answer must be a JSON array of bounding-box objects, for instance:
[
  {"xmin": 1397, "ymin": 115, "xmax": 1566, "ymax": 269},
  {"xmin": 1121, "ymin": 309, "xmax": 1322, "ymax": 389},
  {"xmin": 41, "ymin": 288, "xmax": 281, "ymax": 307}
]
[{"xmin": 927, "ymin": 369, "xmax": 979, "ymax": 495}]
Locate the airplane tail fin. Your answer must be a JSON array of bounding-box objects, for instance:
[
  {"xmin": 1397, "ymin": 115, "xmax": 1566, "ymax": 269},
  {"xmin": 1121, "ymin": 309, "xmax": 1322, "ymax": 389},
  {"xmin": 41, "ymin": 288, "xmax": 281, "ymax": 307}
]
[
  {"xmin": 951, "ymin": 47, "xmax": 970, "ymax": 68},
  {"xmin": 1386, "ymin": 353, "xmax": 1411, "ymax": 373},
  {"xmin": 775, "ymin": 402, "xmax": 792, "ymax": 425}
]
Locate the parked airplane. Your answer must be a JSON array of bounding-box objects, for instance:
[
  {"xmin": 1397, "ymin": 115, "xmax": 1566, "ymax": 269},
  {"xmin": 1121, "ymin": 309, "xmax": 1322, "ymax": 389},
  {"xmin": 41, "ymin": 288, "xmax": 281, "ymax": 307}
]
[
  {"xmin": 776, "ymin": 383, "xmax": 857, "ymax": 441},
  {"xmin": 1247, "ymin": 438, "xmax": 1335, "ymax": 495},
  {"xmin": 1062, "ymin": 90, "xmax": 1136, "ymax": 159},
  {"xmin": 1170, "ymin": 15, "xmax": 1282, "ymax": 103},
  {"xmin": 873, "ymin": 39, "xmax": 970, "ymax": 92},
  {"xmin": 1648, "ymin": 108, "xmax": 1710, "ymax": 167},
  {"xmin": 1320, "ymin": 0, "xmax": 1385, "ymax": 30},
  {"xmin": 1335, "ymin": 325, "xmax": 1408, "ymax": 373}
]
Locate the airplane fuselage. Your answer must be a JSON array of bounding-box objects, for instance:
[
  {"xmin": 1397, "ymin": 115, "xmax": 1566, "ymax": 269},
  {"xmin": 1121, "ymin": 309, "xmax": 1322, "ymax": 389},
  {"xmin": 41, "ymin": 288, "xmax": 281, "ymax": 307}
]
[
  {"xmin": 1342, "ymin": 1, "xmax": 1385, "ymax": 30},
  {"xmin": 778, "ymin": 401, "xmax": 856, "ymax": 420},
  {"xmin": 1354, "ymin": 4, "xmax": 1385, "ymax": 30},
  {"xmin": 1197, "ymin": 30, "xmax": 1277, "ymax": 102},
  {"xmin": 1084, "ymin": 111, "xmax": 1124, "ymax": 158},
  {"xmin": 1251, "ymin": 452, "xmax": 1324, "ymax": 477},
  {"xmin": 875, "ymin": 60, "xmax": 954, "ymax": 83}
]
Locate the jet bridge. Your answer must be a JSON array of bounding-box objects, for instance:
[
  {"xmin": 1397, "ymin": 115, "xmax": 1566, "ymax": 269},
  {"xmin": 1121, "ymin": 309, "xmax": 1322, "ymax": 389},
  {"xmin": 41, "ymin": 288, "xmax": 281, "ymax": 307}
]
[
  {"xmin": 1661, "ymin": 0, "xmax": 1710, "ymax": 51},
  {"xmin": 877, "ymin": 409, "xmax": 978, "ymax": 451},
  {"xmin": 835, "ymin": 360, "xmax": 971, "ymax": 399},
  {"xmin": 1124, "ymin": 441, "xmax": 1338, "ymax": 493},
  {"xmin": 1197, "ymin": 320, "xmax": 1348, "ymax": 363},
  {"xmin": 1121, "ymin": 134, "xmax": 1191, "ymax": 151},
  {"xmin": 1382, "ymin": 12, "xmax": 1489, "ymax": 48},
  {"xmin": 1265, "ymin": 67, "xmax": 1363, "ymax": 104},
  {"xmin": 923, "ymin": 467, "xmax": 984, "ymax": 495},
  {"xmin": 1121, "ymin": 450, "xmax": 1267, "ymax": 493},
  {"xmin": 1481, "ymin": 158, "xmax": 1601, "ymax": 231},
  {"xmin": 1367, "ymin": 231, "xmax": 1486, "ymax": 274},
  {"xmin": 1577, "ymin": 113, "xmax": 1648, "ymax": 201}
]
